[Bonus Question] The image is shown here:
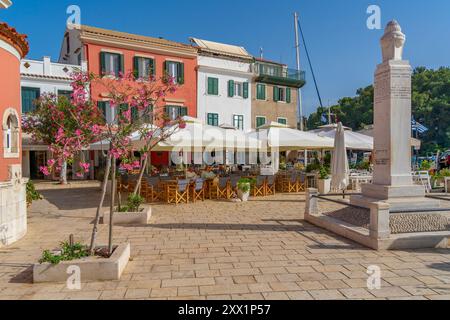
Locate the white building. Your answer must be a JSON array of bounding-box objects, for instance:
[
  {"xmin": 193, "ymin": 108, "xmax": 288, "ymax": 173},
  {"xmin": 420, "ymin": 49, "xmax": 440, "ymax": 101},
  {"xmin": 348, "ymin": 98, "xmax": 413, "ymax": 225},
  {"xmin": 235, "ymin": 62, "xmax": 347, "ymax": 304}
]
[
  {"xmin": 20, "ymin": 57, "xmax": 85, "ymax": 179},
  {"xmin": 191, "ymin": 38, "xmax": 254, "ymax": 132}
]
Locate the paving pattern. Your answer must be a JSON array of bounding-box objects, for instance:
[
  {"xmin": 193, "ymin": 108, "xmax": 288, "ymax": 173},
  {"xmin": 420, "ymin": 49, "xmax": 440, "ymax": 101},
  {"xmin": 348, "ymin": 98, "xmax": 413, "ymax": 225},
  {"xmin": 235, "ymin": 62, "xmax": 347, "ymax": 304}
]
[{"xmin": 0, "ymin": 183, "xmax": 449, "ymax": 300}]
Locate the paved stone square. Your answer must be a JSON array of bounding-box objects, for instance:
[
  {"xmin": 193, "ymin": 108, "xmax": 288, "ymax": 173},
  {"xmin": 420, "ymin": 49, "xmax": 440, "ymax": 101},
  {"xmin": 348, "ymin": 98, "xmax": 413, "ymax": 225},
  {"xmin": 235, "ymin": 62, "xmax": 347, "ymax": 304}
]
[{"xmin": 0, "ymin": 183, "xmax": 449, "ymax": 300}]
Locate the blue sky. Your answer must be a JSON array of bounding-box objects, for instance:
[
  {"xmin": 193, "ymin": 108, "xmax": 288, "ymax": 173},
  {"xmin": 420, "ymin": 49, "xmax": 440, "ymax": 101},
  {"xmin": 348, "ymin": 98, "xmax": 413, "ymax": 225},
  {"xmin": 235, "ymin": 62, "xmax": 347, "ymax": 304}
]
[{"xmin": 1, "ymin": 0, "xmax": 449, "ymax": 115}]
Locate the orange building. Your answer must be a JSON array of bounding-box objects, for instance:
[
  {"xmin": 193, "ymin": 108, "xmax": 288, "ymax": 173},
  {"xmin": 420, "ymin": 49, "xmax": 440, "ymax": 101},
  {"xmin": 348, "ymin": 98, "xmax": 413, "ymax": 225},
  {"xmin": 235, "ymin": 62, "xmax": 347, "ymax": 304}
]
[
  {"xmin": 0, "ymin": 20, "xmax": 29, "ymax": 246},
  {"xmin": 59, "ymin": 25, "xmax": 198, "ymax": 166}
]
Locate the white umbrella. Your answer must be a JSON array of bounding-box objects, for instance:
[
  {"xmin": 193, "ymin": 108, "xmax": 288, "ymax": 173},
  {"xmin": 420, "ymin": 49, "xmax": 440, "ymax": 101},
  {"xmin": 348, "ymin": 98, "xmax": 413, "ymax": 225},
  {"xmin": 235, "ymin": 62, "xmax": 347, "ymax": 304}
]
[
  {"xmin": 331, "ymin": 122, "xmax": 350, "ymax": 192},
  {"xmin": 311, "ymin": 124, "xmax": 373, "ymax": 151}
]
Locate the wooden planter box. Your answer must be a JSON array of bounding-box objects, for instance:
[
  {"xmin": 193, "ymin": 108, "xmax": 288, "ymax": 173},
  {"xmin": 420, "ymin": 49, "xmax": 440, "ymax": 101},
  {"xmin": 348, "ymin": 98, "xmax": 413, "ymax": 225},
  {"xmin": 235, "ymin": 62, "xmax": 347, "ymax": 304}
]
[
  {"xmin": 33, "ymin": 243, "xmax": 130, "ymax": 283},
  {"xmin": 102, "ymin": 206, "xmax": 152, "ymax": 225}
]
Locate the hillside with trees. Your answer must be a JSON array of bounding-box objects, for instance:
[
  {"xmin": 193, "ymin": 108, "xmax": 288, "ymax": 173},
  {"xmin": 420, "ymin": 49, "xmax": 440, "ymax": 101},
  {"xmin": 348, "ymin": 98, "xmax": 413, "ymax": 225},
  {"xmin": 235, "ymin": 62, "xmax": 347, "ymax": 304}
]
[{"xmin": 307, "ymin": 67, "xmax": 450, "ymax": 154}]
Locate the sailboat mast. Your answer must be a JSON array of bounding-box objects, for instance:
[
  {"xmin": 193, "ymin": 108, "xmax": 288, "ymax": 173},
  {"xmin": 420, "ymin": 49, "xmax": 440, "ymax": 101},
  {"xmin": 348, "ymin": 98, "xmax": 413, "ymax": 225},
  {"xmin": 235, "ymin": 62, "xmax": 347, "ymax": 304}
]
[{"xmin": 294, "ymin": 12, "xmax": 304, "ymax": 131}]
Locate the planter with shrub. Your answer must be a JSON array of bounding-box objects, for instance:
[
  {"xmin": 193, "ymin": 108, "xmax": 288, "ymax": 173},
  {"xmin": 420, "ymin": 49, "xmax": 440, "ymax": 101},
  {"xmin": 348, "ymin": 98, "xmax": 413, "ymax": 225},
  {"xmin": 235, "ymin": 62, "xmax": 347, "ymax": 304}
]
[
  {"xmin": 102, "ymin": 194, "xmax": 151, "ymax": 225},
  {"xmin": 33, "ymin": 238, "xmax": 130, "ymax": 283},
  {"xmin": 318, "ymin": 166, "xmax": 331, "ymax": 194},
  {"xmin": 237, "ymin": 178, "xmax": 254, "ymax": 202}
]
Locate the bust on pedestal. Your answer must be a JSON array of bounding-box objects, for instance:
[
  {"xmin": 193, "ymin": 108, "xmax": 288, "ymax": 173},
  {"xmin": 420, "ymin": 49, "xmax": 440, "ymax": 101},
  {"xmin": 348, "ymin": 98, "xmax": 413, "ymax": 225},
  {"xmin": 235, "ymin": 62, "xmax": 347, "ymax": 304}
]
[{"xmin": 351, "ymin": 20, "xmax": 439, "ymax": 210}]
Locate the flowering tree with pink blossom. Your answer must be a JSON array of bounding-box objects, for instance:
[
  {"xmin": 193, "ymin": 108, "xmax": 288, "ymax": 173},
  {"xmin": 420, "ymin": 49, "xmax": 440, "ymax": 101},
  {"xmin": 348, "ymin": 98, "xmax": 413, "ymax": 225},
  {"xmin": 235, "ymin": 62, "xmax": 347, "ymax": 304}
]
[
  {"xmin": 24, "ymin": 70, "xmax": 185, "ymax": 257},
  {"xmin": 22, "ymin": 72, "xmax": 103, "ymax": 184},
  {"xmin": 91, "ymin": 71, "xmax": 184, "ymax": 255}
]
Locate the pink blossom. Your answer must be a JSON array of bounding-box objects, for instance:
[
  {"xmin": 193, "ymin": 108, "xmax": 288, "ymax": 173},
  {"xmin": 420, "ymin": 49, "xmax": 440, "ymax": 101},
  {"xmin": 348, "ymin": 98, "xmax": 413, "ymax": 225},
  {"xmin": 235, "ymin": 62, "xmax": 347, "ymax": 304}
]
[{"xmin": 40, "ymin": 166, "xmax": 50, "ymax": 176}]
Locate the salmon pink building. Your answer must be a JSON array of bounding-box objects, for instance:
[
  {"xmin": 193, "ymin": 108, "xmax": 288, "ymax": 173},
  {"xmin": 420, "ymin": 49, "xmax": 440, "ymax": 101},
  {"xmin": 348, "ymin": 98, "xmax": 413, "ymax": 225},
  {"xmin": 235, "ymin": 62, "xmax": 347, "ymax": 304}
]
[
  {"xmin": 59, "ymin": 25, "xmax": 198, "ymax": 166},
  {"xmin": 0, "ymin": 20, "xmax": 29, "ymax": 246}
]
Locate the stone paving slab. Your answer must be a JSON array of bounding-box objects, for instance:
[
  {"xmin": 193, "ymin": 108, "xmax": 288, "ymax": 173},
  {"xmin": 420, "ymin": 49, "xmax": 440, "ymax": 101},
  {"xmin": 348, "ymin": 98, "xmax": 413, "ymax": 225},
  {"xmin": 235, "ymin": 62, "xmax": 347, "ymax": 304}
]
[{"xmin": 0, "ymin": 186, "xmax": 449, "ymax": 300}]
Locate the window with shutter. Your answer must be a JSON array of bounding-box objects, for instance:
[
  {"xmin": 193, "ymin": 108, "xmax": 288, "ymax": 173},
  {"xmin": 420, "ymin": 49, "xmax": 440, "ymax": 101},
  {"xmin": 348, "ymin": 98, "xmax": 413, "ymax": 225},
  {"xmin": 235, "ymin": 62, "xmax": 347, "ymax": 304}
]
[
  {"xmin": 207, "ymin": 77, "xmax": 219, "ymax": 95},
  {"xmin": 165, "ymin": 61, "xmax": 184, "ymax": 84},
  {"xmin": 134, "ymin": 57, "xmax": 155, "ymax": 79},
  {"xmin": 21, "ymin": 87, "xmax": 40, "ymax": 113},
  {"xmin": 233, "ymin": 115, "xmax": 244, "ymax": 130},
  {"xmin": 243, "ymin": 82, "xmax": 249, "ymax": 99},
  {"xmin": 256, "ymin": 84, "xmax": 266, "ymax": 100},
  {"xmin": 277, "ymin": 118, "xmax": 287, "ymax": 125},
  {"xmin": 101, "ymin": 52, "xmax": 122, "ymax": 77},
  {"xmin": 273, "ymin": 86, "xmax": 279, "ymax": 102},
  {"xmin": 256, "ymin": 116, "xmax": 266, "ymax": 128},
  {"xmin": 286, "ymin": 88, "xmax": 291, "ymax": 103},
  {"xmin": 207, "ymin": 113, "xmax": 219, "ymax": 126}
]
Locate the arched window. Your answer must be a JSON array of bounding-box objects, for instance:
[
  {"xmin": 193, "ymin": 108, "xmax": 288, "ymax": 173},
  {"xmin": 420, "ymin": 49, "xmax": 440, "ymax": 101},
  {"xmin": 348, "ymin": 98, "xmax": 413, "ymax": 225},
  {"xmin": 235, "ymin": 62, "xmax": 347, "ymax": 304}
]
[{"xmin": 3, "ymin": 109, "xmax": 19, "ymax": 158}]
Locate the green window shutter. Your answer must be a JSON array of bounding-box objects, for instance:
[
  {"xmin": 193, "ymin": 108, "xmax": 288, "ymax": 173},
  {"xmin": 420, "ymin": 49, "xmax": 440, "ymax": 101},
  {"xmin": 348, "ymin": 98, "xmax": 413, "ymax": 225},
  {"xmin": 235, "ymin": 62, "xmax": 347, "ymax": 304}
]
[
  {"xmin": 119, "ymin": 54, "xmax": 124, "ymax": 75},
  {"xmin": 133, "ymin": 57, "xmax": 139, "ymax": 78},
  {"xmin": 286, "ymin": 88, "xmax": 291, "ymax": 103},
  {"xmin": 164, "ymin": 61, "xmax": 169, "ymax": 76},
  {"xmin": 256, "ymin": 117, "xmax": 266, "ymax": 128},
  {"xmin": 228, "ymin": 80, "xmax": 235, "ymax": 97},
  {"xmin": 100, "ymin": 52, "xmax": 106, "ymax": 76},
  {"xmin": 213, "ymin": 78, "xmax": 218, "ymax": 95},
  {"xmin": 207, "ymin": 78, "xmax": 213, "ymax": 95},
  {"xmin": 150, "ymin": 59, "xmax": 155, "ymax": 76},
  {"xmin": 261, "ymin": 84, "xmax": 266, "ymax": 100},
  {"xmin": 178, "ymin": 63, "xmax": 185, "ymax": 84},
  {"xmin": 278, "ymin": 118, "xmax": 287, "ymax": 125},
  {"xmin": 243, "ymin": 82, "xmax": 249, "ymax": 99},
  {"xmin": 256, "ymin": 84, "xmax": 262, "ymax": 100},
  {"xmin": 98, "ymin": 101, "xmax": 107, "ymax": 119},
  {"xmin": 21, "ymin": 87, "xmax": 40, "ymax": 113},
  {"xmin": 131, "ymin": 106, "xmax": 139, "ymax": 122},
  {"xmin": 180, "ymin": 106, "xmax": 188, "ymax": 117},
  {"xmin": 273, "ymin": 86, "xmax": 279, "ymax": 102},
  {"xmin": 207, "ymin": 113, "xmax": 219, "ymax": 126},
  {"xmin": 208, "ymin": 78, "xmax": 219, "ymax": 95}
]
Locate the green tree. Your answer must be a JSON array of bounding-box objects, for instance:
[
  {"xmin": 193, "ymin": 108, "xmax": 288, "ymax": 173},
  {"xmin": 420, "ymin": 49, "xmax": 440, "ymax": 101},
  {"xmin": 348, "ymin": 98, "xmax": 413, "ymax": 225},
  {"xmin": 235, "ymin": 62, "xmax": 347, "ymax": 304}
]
[{"xmin": 307, "ymin": 67, "xmax": 450, "ymax": 153}]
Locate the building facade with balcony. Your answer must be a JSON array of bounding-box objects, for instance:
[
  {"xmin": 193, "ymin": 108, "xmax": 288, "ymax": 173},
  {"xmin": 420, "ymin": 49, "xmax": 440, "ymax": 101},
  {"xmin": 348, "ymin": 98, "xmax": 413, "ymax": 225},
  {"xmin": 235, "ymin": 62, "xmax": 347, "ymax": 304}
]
[
  {"xmin": 0, "ymin": 19, "xmax": 29, "ymax": 247},
  {"xmin": 59, "ymin": 25, "xmax": 198, "ymax": 166},
  {"xmin": 20, "ymin": 57, "xmax": 83, "ymax": 180},
  {"xmin": 251, "ymin": 58, "xmax": 305, "ymax": 129},
  {"xmin": 191, "ymin": 38, "xmax": 254, "ymax": 132}
]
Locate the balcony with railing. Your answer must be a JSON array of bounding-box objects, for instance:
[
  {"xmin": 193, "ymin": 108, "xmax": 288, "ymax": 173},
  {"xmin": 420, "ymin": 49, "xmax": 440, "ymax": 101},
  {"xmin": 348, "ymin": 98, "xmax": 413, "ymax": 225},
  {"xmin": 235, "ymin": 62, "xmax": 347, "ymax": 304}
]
[{"xmin": 254, "ymin": 62, "xmax": 306, "ymax": 88}]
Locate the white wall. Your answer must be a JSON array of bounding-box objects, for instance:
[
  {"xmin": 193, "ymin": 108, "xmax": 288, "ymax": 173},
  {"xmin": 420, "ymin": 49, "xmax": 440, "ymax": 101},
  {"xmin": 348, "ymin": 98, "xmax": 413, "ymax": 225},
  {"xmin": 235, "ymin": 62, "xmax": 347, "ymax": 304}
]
[
  {"xmin": 20, "ymin": 57, "xmax": 80, "ymax": 95},
  {"xmin": 197, "ymin": 56, "xmax": 253, "ymax": 132}
]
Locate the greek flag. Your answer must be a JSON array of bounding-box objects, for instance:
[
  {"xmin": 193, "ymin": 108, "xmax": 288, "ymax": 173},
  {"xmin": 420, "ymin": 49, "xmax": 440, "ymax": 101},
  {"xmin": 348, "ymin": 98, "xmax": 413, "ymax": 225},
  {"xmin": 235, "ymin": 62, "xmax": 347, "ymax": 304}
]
[{"xmin": 411, "ymin": 118, "xmax": 428, "ymax": 134}]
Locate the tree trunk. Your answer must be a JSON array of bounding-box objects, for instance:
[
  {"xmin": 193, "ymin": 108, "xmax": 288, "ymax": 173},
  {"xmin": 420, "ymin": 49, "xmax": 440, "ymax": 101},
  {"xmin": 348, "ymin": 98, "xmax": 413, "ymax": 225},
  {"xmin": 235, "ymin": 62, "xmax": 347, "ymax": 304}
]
[
  {"xmin": 108, "ymin": 158, "xmax": 117, "ymax": 256},
  {"xmin": 60, "ymin": 160, "xmax": 68, "ymax": 185},
  {"xmin": 133, "ymin": 155, "xmax": 149, "ymax": 196},
  {"xmin": 89, "ymin": 153, "xmax": 112, "ymax": 255}
]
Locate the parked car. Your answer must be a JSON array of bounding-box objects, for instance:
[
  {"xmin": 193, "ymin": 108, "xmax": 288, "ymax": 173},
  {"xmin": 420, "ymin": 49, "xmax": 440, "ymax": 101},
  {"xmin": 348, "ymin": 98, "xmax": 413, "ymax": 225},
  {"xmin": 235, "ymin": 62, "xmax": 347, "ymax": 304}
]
[{"xmin": 439, "ymin": 151, "xmax": 450, "ymax": 169}]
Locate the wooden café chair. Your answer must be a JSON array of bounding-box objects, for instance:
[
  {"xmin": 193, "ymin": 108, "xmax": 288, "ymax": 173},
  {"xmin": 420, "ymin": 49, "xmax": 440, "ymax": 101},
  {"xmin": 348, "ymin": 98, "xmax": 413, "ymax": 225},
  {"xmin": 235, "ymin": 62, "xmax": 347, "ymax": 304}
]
[
  {"xmin": 265, "ymin": 175, "xmax": 276, "ymax": 196},
  {"xmin": 214, "ymin": 177, "xmax": 233, "ymax": 200},
  {"xmin": 144, "ymin": 176, "xmax": 164, "ymax": 203},
  {"xmin": 252, "ymin": 176, "xmax": 267, "ymax": 197},
  {"xmin": 191, "ymin": 178, "xmax": 205, "ymax": 202},
  {"xmin": 166, "ymin": 179, "xmax": 190, "ymax": 205}
]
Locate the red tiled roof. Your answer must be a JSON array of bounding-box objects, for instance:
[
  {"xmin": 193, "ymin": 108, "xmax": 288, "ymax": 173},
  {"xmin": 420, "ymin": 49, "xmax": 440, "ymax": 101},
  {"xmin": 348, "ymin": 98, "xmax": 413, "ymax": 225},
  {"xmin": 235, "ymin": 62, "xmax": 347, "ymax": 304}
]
[{"xmin": 0, "ymin": 22, "xmax": 29, "ymax": 58}]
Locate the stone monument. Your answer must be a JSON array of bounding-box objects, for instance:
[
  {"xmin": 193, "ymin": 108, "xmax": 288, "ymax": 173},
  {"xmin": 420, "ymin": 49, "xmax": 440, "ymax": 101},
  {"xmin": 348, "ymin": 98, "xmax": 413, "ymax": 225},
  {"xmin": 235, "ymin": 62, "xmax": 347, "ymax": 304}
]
[{"xmin": 351, "ymin": 20, "xmax": 439, "ymax": 210}]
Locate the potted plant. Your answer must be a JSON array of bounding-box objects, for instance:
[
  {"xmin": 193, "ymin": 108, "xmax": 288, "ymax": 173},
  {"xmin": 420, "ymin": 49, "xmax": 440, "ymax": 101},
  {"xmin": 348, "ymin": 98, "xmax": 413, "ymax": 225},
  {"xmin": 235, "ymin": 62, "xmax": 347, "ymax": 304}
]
[
  {"xmin": 103, "ymin": 193, "xmax": 151, "ymax": 225},
  {"xmin": 318, "ymin": 166, "xmax": 331, "ymax": 194},
  {"xmin": 237, "ymin": 178, "xmax": 254, "ymax": 202}
]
